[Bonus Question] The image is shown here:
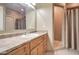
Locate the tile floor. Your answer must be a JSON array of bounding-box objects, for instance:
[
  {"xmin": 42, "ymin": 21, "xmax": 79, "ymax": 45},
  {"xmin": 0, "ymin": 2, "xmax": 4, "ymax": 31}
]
[
  {"xmin": 45, "ymin": 49, "xmax": 79, "ymax": 55},
  {"xmin": 54, "ymin": 40, "xmax": 62, "ymax": 50}
]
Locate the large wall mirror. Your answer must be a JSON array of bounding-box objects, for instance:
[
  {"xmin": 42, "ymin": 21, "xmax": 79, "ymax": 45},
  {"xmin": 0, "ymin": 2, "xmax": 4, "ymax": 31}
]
[{"xmin": 0, "ymin": 3, "xmax": 36, "ymax": 34}]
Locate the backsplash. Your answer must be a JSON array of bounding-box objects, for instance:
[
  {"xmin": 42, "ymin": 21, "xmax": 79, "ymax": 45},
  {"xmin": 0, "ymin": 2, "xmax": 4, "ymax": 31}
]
[{"xmin": 0, "ymin": 30, "xmax": 26, "ymax": 39}]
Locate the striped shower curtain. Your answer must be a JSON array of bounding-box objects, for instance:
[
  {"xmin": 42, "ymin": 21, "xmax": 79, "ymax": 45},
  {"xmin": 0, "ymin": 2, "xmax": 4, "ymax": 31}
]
[{"xmin": 65, "ymin": 8, "xmax": 79, "ymax": 50}]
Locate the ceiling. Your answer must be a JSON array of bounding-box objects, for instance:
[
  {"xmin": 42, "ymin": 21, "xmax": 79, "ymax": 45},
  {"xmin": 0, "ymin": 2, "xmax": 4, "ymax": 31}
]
[
  {"xmin": 54, "ymin": 3, "xmax": 79, "ymax": 8},
  {"xmin": 0, "ymin": 3, "xmax": 34, "ymax": 15}
]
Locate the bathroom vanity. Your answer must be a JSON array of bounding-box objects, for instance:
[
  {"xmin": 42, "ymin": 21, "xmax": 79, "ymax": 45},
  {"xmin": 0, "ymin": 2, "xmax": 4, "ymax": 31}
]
[{"xmin": 0, "ymin": 32, "xmax": 48, "ymax": 55}]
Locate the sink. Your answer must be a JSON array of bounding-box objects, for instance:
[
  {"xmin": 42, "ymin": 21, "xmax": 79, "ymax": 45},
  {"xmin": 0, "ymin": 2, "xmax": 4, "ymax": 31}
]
[{"xmin": 21, "ymin": 33, "xmax": 39, "ymax": 38}]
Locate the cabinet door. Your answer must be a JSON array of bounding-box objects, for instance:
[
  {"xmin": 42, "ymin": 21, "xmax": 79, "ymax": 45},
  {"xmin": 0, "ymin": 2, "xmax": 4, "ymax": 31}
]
[
  {"xmin": 43, "ymin": 40, "xmax": 47, "ymax": 52},
  {"xmin": 25, "ymin": 43, "xmax": 30, "ymax": 55},
  {"xmin": 8, "ymin": 45, "xmax": 25, "ymax": 55},
  {"xmin": 44, "ymin": 34, "xmax": 48, "ymax": 41},
  {"xmin": 30, "ymin": 36, "xmax": 43, "ymax": 50},
  {"xmin": 30, "ymin": 39, "xmax": 38, "ymax": 50},
  {"xmin": 43, "ymin": 34, "xmax": 48, "ymax": 52},
  {"xmin": 37, "ymin": 42, "xmax": 44, "ymax": 55},
  {"xmin": 31, "ymin": 47, "xmax": 38, "ymax": 55}
]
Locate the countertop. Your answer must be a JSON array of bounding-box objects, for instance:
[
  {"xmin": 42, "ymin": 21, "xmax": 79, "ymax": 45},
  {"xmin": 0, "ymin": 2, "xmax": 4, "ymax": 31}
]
[
  {"xmin": 0, "ymin": 30, "xmax": 26, "ymax": 36},
  {"xmin": 0, "ymin": 31, "xmax": 47, "ymax": 54}
]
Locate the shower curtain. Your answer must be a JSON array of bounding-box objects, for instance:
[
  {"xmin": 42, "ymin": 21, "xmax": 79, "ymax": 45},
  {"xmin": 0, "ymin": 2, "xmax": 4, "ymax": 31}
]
[{"xmin": 65, "ymin": 8, "xmax": 79, "ymax": 50}]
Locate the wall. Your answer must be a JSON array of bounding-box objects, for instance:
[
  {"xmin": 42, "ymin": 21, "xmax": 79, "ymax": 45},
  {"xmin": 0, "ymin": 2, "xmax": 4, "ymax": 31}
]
[
  {"xmin": 54, "ymin": 6, "xmax": 64, "ymax": 41},
  {"xmin": 0, "ymin": 6, "xmax": 4, "ymax": 31},
  {"xmin": 26, "ymin": 10, "xmax": 36, "ymax": 32},
  {"xmin": 36, "ymin": 3, "xmax": 54, "ymax": 50}
]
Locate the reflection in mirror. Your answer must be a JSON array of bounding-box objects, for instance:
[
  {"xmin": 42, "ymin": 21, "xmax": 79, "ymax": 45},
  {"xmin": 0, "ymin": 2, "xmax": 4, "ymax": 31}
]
[
  {"xmin": 0, "ymin": 3, "xmax": 36, "ymax": 34},
  {"xmin": 0, "ymin": 5, "xmax": 4, "ymax": 33},
  {"xmin": 5, "ymin": 7, "xmax": 26, "ymax": 31}
]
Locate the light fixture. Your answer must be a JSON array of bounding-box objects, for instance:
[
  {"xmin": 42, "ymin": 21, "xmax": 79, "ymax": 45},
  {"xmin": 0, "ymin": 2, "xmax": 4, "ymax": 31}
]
[
  {"xmin": 21, "ymin": 8, "xmax": 24, "ymax": 11},
  {"xmin": 32, "ymin": 3, "xmax": 36, "ymax": 6},
  {"xmin": 25, "ymin": 3, "xmax": 35, "ymax": 9}
]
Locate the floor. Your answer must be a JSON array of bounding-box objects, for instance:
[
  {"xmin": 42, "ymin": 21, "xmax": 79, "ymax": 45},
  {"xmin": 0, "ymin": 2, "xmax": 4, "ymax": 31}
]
[
  {"xmin": 54, "ymin": 40, "xmax": 62, "ymax": 49},
  {"xmin": 45, "ymin": 40, "xmax": 79, "ymax": 55},
  {"xmin": 45, "ymin": 49, "xmax": 79, "ymax": 55}
]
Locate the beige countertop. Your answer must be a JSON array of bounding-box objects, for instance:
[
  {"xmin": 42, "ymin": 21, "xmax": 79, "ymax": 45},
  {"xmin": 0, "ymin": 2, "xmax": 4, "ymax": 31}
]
[
  {"xmin": 0, "ymin": 30, "xmax": 27, "ymax": 36},
  {"xmin": 0, "ymin": 31, "xmax": 47, "ymax": 54}
]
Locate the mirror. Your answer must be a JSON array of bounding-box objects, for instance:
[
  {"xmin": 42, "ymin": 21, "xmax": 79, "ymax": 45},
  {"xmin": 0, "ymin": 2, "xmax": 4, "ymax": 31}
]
[
  {"xmin": 26, "ymin": 6, "xmax": 36, "ymax": 32},
  {"xmin": 0, "ymin": 3, "xmax": 36, "ymax": 34},
  {"xmin": 5, "ymin": 7, "xmax": 26, "ymax": 31},
  {"xmin": 0, "ymin": 6, "xmax": 4, "ymax": 32}
]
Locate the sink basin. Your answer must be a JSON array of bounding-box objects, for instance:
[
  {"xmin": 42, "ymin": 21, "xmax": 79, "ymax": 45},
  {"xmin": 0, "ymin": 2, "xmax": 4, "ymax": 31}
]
[{"xmin": 21, "ymin": 33, "xmax": 39, "ymax": 38}]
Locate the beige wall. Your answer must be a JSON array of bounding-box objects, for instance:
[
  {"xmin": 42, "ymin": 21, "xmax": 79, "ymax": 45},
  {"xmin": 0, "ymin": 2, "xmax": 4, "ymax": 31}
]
[{"xmin": 36, "ymin": 3, "xmax": 54, "ymax": 50}]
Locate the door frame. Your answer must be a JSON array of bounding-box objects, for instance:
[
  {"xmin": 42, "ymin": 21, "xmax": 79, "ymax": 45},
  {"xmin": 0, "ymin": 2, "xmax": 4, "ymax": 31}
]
[{"xmin": 52, "ymin": 3, "xmax": 66, "ymax": 50}]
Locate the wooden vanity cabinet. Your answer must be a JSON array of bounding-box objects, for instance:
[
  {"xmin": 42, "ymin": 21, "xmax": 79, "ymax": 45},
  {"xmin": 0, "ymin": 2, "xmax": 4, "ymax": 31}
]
[
  {"xmin": 37, "ymin": 42, "xmax": 44, "ymax": 55},
  {"xmin": 30, "ymin": 34, "xmax": 48, "ymax": 55},
  {"xmin": 30, "ymin": 36, "xmax": 43, "ymax": 50},
  {"xmin": 31, "ymin": 41, "xmax": 44, "ymax": 55},
  {"xmin": 8, "ymin": 43, "xmax": 30, "ymax": 55},
  {"xmin": 8, "ymin": 45, "xmax": 26, "ymax": 55},
  {"xmin": 7, "ymin": 33, "xmax": 48, "ymax": 55},
  {"xmin": 30, "ymin": 35, "xmax": 44, "ymax": 55},
  {"xmin": 31, "ymin": 46, "xmax": 38, "ymax": 55},
  {"xmin": 43, "ymin": 34, "xmax": 48, "ymax": 53},
  {"xmin": 24, "ymin": 43, "xmax": 30, "ymax": 55}
]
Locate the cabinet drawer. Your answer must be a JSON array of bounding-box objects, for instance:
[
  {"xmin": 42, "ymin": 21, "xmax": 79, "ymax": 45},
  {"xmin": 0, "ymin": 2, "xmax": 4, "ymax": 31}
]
[
  {"xmin": 8, "ymin": 45, "xmax": 25, "ymax": 55},
  {"xmin": 30, "ymin": 36, "xmax": 43, "ymax": 50}
]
